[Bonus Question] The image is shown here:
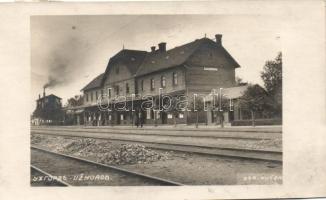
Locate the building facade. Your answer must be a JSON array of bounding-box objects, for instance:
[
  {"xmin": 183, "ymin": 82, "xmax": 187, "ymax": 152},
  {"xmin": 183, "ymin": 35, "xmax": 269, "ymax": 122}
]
[
  {"xmin": 68, "ymin": 34, "xmax": 241, "ymax": 126},
  {"xmin": 32, "ymin": 89, "xmax": 63, "ymax": 125}
]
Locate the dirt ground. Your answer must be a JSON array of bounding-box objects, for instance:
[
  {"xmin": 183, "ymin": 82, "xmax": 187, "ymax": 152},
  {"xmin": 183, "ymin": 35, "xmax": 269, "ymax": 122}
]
[{"xmin": 122, "ymin": 150, "xmax": 281, "ymax": 185}]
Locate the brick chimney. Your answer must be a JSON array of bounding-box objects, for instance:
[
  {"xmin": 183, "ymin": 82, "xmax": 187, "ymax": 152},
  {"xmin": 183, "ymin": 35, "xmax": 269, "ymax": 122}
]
[
  {"xmin": 38, "ymin": 94, "xmax": 40, "ymax": 99},
  {"xmin": 158, "ymin": 42, "xmax": 166, "ymax": 52},
  {"xmin": 43, "ymin": 87, "xmax": 46, "ymax": 97},
  {"xmin": 215, "ymin": 34, "xmax": 222, "ymax": 45},
  {"xmin": 151, "ymin": 46, "xmax": 156, "ymax": 52}
]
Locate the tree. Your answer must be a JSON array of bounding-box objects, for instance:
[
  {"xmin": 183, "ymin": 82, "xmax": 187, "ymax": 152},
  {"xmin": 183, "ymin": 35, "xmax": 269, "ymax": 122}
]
[
  {"xmin": 261, "ymin": 52, "xmax": 282, "ymax": 117},
  {"xmin": 67, "ymin": 95, "xmax": 84, "ymax": 107},
  {"xmin": 239, "ymin": 84, "xmax": 273, "ymax": 126},
  {"xmin": 235, "ymin": 76, "xmax": 248, "ymax": 86}
]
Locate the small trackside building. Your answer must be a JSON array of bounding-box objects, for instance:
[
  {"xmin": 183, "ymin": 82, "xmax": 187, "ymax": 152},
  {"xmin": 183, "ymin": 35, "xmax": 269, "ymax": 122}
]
[{"xmin": 32, "ymin": 89, "xmax": 63, "ymax": 125}]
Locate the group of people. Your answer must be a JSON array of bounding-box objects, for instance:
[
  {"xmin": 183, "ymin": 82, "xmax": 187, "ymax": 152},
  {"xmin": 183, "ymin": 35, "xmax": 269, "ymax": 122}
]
[{"xmin": 83, "ymin": 110, "xmax": 146, "ymax": 127}]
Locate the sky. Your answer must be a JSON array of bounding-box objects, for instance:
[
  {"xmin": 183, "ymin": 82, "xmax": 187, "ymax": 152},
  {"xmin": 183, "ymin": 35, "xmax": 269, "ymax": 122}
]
[{"xmin": 31, "ymin": 15, "xmax": 281, "ymax": 112}]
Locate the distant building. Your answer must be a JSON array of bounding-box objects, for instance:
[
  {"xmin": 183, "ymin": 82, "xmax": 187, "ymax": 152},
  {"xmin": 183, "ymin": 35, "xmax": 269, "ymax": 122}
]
[
  {"xmin": 69, "ymin": 34, "xmax": 241, "ymax": 126},
  {"xmin": 32, "ymin": 89, "xmax": 62, "ymax": 125}
]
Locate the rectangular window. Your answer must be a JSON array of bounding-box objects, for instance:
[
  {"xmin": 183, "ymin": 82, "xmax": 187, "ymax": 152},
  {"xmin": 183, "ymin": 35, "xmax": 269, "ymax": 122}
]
[
  {"xmin": 161, "ymin": 76, "xmax": 166, "ymax": 88},
  {"xmin": 150, "ymin": 78, "xmax": 155, "ymax": 90},
  {"xmin": 120, "ymin": 114, "xmax": 125, "ymax": 120},
  {"xmin": 141, "ymin": 80, "xmax": 144, "ymax": 91},
  {"xmin": 173, "ymin": 72, "xmax": 178, "ymax": 85},
  {"xmin": 108, "ymin": 88, "xmax": 111, "ymax": 98},
  {"xmin": 146, "ymin": 109, "xmax": 151, "ymax": 119},
  {"xmin": 179, "ymin": 113, "xmax": 184, "ymax": 119},
  {"xmin": 115, "ymin": 86, "xmax": 119, "ymax": 95},
  {"xmin": 150, "ymin": 109, "xmax": 154, "ymax": 119},
  {"xmin": 91, "ymin": 92, "xmax": 93, "ymax": 101},
  {"xmin": 167, "ymin": 114, "xmax": 173, "ymax": 119},
  {"xmin": 126, "ymin": 83, "xmax": 130, "ymax": 94},
  {"xmin": 86, "ymin": 93, "xmax": 88, "ymax": 102}
]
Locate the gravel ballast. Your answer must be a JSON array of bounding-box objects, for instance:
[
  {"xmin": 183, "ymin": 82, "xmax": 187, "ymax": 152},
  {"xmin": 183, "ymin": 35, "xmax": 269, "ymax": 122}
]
[{"xmin": 31, "ymin": 135, "xmax": 169, "ymax": 165}]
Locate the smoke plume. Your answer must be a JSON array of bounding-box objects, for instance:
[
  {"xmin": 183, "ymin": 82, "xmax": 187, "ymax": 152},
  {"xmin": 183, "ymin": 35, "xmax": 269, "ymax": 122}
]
[{"xmin": 43, "ymin": 35, "xmax": 87, "ymax": 89}]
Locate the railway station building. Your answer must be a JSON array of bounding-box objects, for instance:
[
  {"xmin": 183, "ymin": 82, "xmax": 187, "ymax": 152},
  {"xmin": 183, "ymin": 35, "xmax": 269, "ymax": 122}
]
[{"xmin": 66, "ymin": 34, "xmax": 243, "ymax": 126}]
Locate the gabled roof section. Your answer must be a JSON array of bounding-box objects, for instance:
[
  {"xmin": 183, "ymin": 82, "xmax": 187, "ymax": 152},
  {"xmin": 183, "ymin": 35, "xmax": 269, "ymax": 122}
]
[
  {"xmin": 81, "ymin": 73, "xmax": 104, "ymax": 92},
  {"xmin": 205, "ymin": 85, "xmax": 248, "ymax": 101},
  {"xmin": 136, "ymin": 38, "xmax": 240, "ymax": 77},
  {"xmin": 222, "ymin": 85, "xmax": 248, "ymax": 99},
  {"xmin": 101, "ymin": 49, "xmax": 147, "ymax": 85}
]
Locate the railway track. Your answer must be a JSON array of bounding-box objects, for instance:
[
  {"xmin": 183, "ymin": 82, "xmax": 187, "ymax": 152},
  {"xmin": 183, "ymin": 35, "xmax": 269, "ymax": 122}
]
[
  {"xmin": 31, "ymin": 146, "xmax": 183, "ymax": 186},
  {"xmin": 31, "ymin": 165, "xmax": 70, "ymax": 186},
  {"xmin": 31, "ymin": 130, "xmax": 282, "ymax": 163},
  {"xmin": 32, "ymin": 125, "xmax": 282, "ymax": 133},
  {"xmin": 32, "ymin": 127, "xmax": 280, "ymax": 140}
]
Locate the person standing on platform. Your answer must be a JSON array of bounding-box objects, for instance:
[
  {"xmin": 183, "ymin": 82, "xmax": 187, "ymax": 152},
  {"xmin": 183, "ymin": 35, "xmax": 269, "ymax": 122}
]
[
  {"xmin": 140, "ymin": 111, "xmax": 144, "ymax": 128},
  {"xmin": 135, "ymin": 110, "xmax": 140, "ymax": 128}
]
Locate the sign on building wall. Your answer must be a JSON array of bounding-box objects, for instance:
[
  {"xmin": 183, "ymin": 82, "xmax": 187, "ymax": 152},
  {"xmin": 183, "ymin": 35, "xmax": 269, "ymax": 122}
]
[{"xmin": 204, "ymin": 67, "xmax": 218, "ymax": 71}]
